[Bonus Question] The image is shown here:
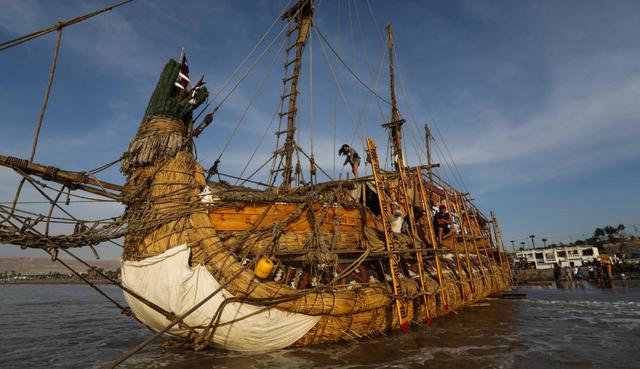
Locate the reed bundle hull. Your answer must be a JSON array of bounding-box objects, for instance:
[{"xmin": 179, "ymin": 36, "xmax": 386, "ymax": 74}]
[{"xmin": 118, "ymin": 103, "xmax": 510, "ymax": 350}]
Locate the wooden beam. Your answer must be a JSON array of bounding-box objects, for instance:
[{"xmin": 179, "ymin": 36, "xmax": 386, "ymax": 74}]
[{"xmin": 0, "ymin": 154, "xmax": 123, "ymax": 200}]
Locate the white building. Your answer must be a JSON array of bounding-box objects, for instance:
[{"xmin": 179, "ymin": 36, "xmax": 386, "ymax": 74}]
[{"xmin": 515, "ymin": 245, "xmax": 599, "ymax": 270}]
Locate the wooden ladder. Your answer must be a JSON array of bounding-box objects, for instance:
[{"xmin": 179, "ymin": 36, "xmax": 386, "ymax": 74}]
[
  {"xmin": 273, "ymin": 0, "xmax": 313, "ymax": 189},
  {"xmin": 366, "ymin": 138, "xmax": 410, "ymax": 332}
]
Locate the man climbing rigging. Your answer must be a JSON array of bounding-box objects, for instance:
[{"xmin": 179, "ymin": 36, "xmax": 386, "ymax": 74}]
[{"xmin": 338, "ymin": 144, "xmax": 361, "ymax": 180}]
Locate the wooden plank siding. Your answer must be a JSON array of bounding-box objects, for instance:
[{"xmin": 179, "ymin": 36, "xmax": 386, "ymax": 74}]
[{"xmin": 208, "ymin": 202, "xmax": 374, "ymax": 232}]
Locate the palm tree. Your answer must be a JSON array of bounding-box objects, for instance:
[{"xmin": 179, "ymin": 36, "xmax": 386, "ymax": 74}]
[
  {"xmin": 542, "ymin": 238, "xmax": 548, "ymax": 248},
  {"xmin": 529, "ymin": 235, "xmax": 536, "ymax": 249}
]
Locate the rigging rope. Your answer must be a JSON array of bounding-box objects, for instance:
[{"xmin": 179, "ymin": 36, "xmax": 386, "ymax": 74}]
[
  {"xmin": 192, "ymin": 2, "xmax": 304, "ymax": 138},
  {"xmin": 314, "ymin": 25, "xmax": 390, "ymax": 106},
  {"xmin": 104, "ymin": 260, "xmax": 256, "ymax": 369},
  {"xmin": 0, "ymin": 199, "xmax": 116, "ymax": 205},
  {"xmin": 314, "ymin": 27, "xmax": 365, "ymax": 148},
  {"xmin": 47, "ymin": 249, "xmax": 131, "ymax": 313},
  {"xmin": 344, "ymin": 0, "xmax": 384, "ymax": 178},
  {"xmin": 347, "ymin": 0, "xmax": 357, "ymax": 75},
  {"xmin": 268, "ymin": 27, "xmax": 291, "ymax": 185},
  {"xmin": 29, "ymin": 29, "xmax": 62, "ymax": 163},
  {"xmin": 393, "ymin": 35, "xmax": 472, "ymax": 195},
  {"xmin": 365, "ymin": 0, "xmax": 385, "ymax": 44},
  {"xmin": 429, "ymin": 112, "xmax": 472, "ymax": 195},
  {"xmin": 309, "ymin": 24, "xmax": 314, "ymax": 166},
  {"xmin": 295, "ymin": 144, "xmax": 333, "ymax": 180},
  {"xmin": 354, "ymin": 0, "xmax": 386, "ymax": 122},
  {"xmin": 213, "ymin": 38, "xmax": 286, "ymax": 164},
  {"xmin": 333, "ymin": 0, "xmax": 341, "ymax": 179},
  {"xmin": 243, "ymin": 153, "xmax": 279, "ymax": 187},
  {"xmin": 0, "ymin": 204, "xmax": 114, "ymax": 224},
  {"xmin": 193, "ymin": 0, "xmax": 293, "ymax": 122},
  {"xmin": 235, "ymin": 109, "xmax": 280, "ymax": 185},
  {"xmin": 0, "ymin": 0, "xmax": 135, "ymax": 52},
  {"xmin": 6, "ymin": 29, "xmax": 63, "ymax": 221}
]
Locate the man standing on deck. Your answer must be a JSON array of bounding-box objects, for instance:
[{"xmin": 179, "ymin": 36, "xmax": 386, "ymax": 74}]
[{"xmin": 338, "ymin": 144, "xmax": 361, "ymax": 180}]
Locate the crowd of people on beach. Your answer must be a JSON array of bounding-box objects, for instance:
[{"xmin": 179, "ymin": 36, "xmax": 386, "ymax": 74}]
[{"xmin": 552, "ymin": 257, "xmax": 632, "ymax": 288}]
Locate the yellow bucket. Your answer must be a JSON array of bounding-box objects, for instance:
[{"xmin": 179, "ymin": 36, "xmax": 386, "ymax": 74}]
[{"xmin": 254, "ymin": 257, "xmax": 274, "ymax": 279}]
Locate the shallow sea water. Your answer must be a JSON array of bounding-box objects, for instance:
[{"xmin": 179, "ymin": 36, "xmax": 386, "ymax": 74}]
[{"xmin": 1, "ymin": 283, "xmax": 639, "ymax": 369}]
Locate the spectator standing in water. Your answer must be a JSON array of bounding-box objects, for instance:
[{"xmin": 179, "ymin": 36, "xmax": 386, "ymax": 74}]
[{"xmin": 553, "ymin": 263, "xmax": 563, "ymax": 288}]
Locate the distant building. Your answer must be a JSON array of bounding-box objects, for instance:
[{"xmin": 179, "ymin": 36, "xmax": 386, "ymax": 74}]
[{"xmin": 515, "ymin": 245, "xmax": 599, "ymax": 270}]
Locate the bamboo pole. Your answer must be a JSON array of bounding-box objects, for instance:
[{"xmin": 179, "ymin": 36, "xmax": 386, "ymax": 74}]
[
  {"xmin": 452, "ymin": 192, "xmax": 477, "ymax": 297},
  {"xmin": 415, "ymin": 168, "xmax": 447, "ymax": 311},
  {"xmin": 491, "ymin": 210, "xmax": 512, "ymax": 286},
  {"xmin": 366, "ymin": 138, "xmax": 410, "ymax": 331},
  {"xmin": 396, "ymin": 170, "xmax": 430, "ymax": 322},
  {"xmin": 456, "ymin": 191, "xmax": 489, "ymax": 288},
  {"xmin": 386, "ymin": 154, "xmax": 431, "ymax": 319},
  {"xmin": 441, "ymin": 188, "xmax": 468, "ymax": 302},
  {"xmin": 461, "ymin": 196, "xmax": 497, "ymax": 290},
  {"xmin": 490, "ymin": 210, "xmax": 508, "ymax": 286},
  {"xmin": 475, "ymin": 209, "xmax": 501, "ymax": 289},
  {"xmin": 497, "ymin": 216, "xmax": 513, "ymax": 284}
]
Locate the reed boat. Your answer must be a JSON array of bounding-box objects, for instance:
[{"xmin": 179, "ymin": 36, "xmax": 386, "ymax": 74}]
[{"xmin": 0, "ymin": 0, "xmax": 512, "ymax": 357}]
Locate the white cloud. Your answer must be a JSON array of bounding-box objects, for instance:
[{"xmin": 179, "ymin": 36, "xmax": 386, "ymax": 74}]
[{"xmin": 411, "ymin": 40, "xmax": 640, "ymax": 194}]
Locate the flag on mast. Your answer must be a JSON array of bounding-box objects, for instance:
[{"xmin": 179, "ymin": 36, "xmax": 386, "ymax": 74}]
[
  {"xmin": 175, "ymin": 47, "xmax": 190, "ymax": 90},
  {"xmin": 188, "ymin": 74, "xmax": 206, "ymax": 105}
]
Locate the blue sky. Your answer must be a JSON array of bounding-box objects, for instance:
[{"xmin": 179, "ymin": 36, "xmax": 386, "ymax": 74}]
[{"xmin": 1, "ymin": 0, "xmax": 639, "ymax": 259}]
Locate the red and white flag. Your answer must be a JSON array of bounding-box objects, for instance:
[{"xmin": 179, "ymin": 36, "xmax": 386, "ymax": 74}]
[
  {"xmin": 175, "ymin": 48, "xmax": 190, "ymax": 90},
  {"xmin": 188, "ymin": 74, "xmax": 206, "ymax": 104}
]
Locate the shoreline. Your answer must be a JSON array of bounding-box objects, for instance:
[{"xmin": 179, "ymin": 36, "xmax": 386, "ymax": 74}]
[{"xmin": 0, "ymin": 279, "xmax": 117, "ymax": 285}]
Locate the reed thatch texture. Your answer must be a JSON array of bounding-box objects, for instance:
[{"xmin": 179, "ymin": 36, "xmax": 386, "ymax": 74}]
[{"xmin": 120, "ymin": 116, "xmax": 397, "ymax": 316}]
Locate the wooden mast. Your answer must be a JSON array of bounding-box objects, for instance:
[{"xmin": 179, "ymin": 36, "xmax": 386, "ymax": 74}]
[
  {"xmin": 382, "ymin": 23, "xmax": 406, "ymax": 171},
  {"xmin": 381, "ymin": 24, "xmax": 431, "ymax": 317},
  {"xmin": 425, "ymin": 124, "xmax": 434, "ymax": 183},
  {"xmin": 277, "ymin": 0, "xmax": 313, "ymax": 189}
]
